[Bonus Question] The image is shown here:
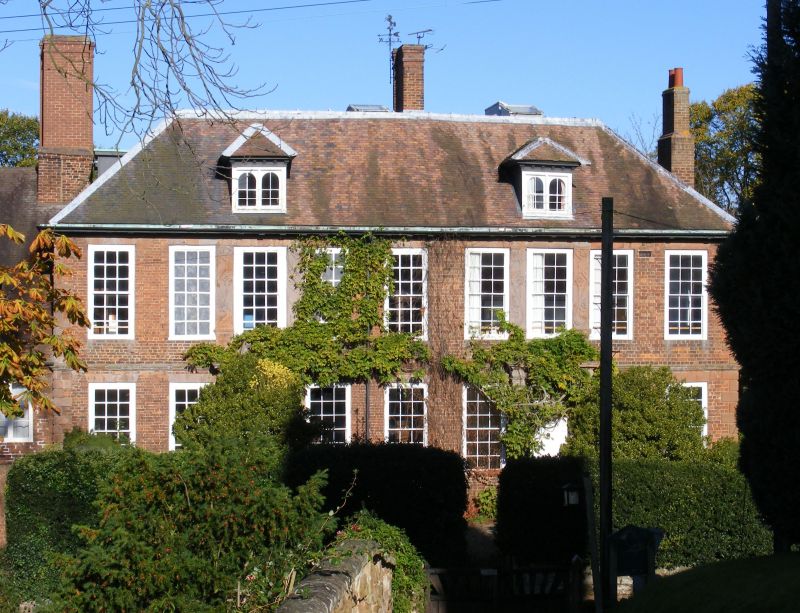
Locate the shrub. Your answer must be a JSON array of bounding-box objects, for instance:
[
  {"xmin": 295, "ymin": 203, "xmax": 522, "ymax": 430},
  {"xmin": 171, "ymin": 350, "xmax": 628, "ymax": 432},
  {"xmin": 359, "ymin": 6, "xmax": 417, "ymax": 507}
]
[
  {"xmin": 474, "ymin": 486, "xmax": 498, "ymax": 522},
  {"xmin": 704, "ymin": 437, "xmax": 740, "ymax": 470},
  {"xmin": 334, "ymin": 511, "xmax": 428, "ymax": 613},
  {"xmin": 173, "ymin": 354, "xmax": 314, "ymax": 450},
  {"xmin": 496, "ymin": 457, "xmax": 588, "ymax": 564},
  {"xmin": 564, "ymin": 366, "xmax": 706, "ymax": 461},
  {"xmin": 3, "ymin": 431, "xmax": 130, "ymax": 601},
  {"xmin": 592, "ymin": 459, "xmax": 772, "ymax": 568},
  {"xmin": 285, "ymin": 442, "xmax": 467, "ymax": 566},
  {"xmin": 497, "ymin": 456, "xmax": 772, "ymax": 569},
  {"xmin": 49, "ymin": 439, "xmax": 331, "ymax": 611}
]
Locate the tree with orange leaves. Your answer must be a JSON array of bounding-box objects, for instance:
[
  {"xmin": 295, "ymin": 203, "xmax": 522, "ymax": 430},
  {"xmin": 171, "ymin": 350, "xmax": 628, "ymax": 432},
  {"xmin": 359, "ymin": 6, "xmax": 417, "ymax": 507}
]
[{"xmin": 0, "ymin": 225, "xmax": 88, "ymax": 420}]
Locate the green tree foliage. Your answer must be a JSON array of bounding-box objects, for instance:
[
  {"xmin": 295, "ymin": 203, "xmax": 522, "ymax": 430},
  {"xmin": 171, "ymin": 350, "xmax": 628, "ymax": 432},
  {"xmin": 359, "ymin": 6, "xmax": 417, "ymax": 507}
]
[
  {"xmin": 334, "ymin": 511, "xmax": 428, "ymax": 613},
  {"xmin": 564, "ymin": 366, "xmax": 705, "ymax": 461},
  {"xmin": 184, "ymin": 234, "xmax": 428, "ymax": 386},
  {"xmin": 173, "ymin": 355, "xmax": 313, "ymax": 451},
  {"xmin": 691, "ymin": 84, "xmax": 759, "ymax": 214},
  {"xmin": 49, "ymin": 441, "xmax": 331, "ymax": 611},
  {"xmin": 708, "ymin": 0, "xmax": 800, "ymax": 548},
  {"xmin": 442, "ymin": 321, "xmax": 597, "ymax": 459},
  {"xmin": 0, "ymin": 110, "xmax": 38, "ymax": 167},
  {"xmin": 0, "ymin": 227, "xmax": 89, "ymax": 420}
]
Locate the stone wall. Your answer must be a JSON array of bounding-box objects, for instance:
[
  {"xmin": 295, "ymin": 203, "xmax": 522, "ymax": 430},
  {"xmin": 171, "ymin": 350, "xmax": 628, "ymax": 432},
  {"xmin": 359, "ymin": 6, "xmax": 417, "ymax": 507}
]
[{"xmin": 278, "ymin": 539, "xmax": 397, "ymax": 613}]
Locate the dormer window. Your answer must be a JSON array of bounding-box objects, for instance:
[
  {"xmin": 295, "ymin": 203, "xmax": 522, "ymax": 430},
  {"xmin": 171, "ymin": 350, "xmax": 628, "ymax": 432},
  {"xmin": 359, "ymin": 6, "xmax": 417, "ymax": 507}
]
[
  {"xmin": 222, "ymin": 123, "xmax": 297, "ymax": 215},
  {"xmin": 232, "ymin": 166, "xmax": 287, "ymax": 212},
  {"xmin": 522, "ymin": 171, "xmax": 572, "ymax": 218},
  {"xmin": 503, "ymin": 137, "xmax": 588, "ymax": 221}
]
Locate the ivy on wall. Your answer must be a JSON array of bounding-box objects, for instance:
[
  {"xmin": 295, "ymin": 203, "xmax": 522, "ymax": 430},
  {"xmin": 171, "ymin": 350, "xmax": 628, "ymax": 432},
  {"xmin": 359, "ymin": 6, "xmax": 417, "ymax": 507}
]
[
  {"xmin": 184, "ymin": 234, "xmax": 429, "ymax": 386},
  {"xmin": 441, "ymin": 318, "xmax": 597, "ymax": 459}
]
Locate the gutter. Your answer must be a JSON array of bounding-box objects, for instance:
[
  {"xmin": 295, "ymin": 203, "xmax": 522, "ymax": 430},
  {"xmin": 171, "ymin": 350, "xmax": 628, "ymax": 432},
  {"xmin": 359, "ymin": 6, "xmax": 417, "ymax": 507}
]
[{"xmin": 41, "ymin": 223, "xmax": 730, "ymax": 240}]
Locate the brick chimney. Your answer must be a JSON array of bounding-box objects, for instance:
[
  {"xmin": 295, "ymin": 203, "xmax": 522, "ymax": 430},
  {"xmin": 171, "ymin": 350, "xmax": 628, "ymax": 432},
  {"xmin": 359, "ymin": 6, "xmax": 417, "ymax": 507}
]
[
  {"xmin": 392, "ymin": 44, "xmax": 425, "ymax": 112},
  {"xmin": 657, "ymin": 67, "xmax": 694, "ymax": 187},
  {"xmin": 38, "ymin": 35, "xmax": 94, "ymax": 204}
]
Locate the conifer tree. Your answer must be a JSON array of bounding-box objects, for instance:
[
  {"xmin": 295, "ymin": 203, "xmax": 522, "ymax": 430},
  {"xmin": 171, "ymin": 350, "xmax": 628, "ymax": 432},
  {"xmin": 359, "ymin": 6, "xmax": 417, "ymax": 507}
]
[{"xmin": 709, "ymin": 0, "xmax": 800, "ymax": 550}]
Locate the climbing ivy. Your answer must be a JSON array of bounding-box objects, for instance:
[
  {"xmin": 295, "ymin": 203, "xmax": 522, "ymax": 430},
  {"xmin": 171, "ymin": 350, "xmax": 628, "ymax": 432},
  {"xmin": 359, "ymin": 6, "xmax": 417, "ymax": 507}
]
[
  {"xmin": 442, "ymin": 318, "xmax": 597, "ymax": 459},
  {"xmin": 185, "ymin": 234, "xmax": 428, "ymax": 386}
]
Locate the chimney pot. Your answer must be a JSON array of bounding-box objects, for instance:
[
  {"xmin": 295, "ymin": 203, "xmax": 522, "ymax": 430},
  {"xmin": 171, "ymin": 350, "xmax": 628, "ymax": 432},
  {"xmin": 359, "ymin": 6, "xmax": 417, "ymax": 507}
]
[{"xmin": 657, "ymin": 67, "xmax": 694, "ymax": 187}]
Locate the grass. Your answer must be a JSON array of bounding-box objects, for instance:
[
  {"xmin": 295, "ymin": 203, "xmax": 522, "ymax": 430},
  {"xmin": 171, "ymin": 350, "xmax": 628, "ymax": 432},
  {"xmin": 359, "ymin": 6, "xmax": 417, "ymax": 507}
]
[{"xmin": 617, "ymin": 553, "xmax": 800, "ymax": 613}]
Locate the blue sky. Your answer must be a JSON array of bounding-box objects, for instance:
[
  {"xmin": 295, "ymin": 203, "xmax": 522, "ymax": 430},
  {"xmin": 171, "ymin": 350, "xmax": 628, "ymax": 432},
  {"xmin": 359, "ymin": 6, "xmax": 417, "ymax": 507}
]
[{"xmin": 0, "ymin": 0, "xmax": 763, "ymax": 149}]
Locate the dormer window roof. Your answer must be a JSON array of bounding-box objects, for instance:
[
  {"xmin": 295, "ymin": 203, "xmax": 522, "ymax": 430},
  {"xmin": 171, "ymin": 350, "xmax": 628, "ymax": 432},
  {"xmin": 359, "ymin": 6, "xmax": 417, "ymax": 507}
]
[
  {"xmin": 222, "ymin": 124, "xmax": 297, "ymax": 214},
  {"xmin": 504, "ymin": 137, "xmax": 589, "ymax": 220}
]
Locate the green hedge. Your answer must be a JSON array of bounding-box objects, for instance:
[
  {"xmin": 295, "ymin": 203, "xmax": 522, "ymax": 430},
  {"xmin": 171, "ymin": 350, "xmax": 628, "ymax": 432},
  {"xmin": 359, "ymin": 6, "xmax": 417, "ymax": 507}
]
[
  {"xmin": 496, "ymin": 456, "xmax": 773, "ymax": 569},
  {"xmin": 496, "ymin": 456, "xmax": 587, "ymax": 564},
  {"xmin": 285, "ymin": 443, "xmax": 468, "ymax": 566},
  {"xmin": 595, "ymin": 459, "xmax": 772, "ymax": 568},
  {"xmin": 4, "ymin": 435, "xmax": 131, "ymax": 601}
]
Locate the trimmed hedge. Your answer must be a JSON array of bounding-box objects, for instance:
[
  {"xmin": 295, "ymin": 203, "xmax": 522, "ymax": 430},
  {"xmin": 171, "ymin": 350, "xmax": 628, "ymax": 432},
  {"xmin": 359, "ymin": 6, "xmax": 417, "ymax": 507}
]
[
  {"xmin": 496, "ymin": 456, "xmax": 587, "ymax": 564},
  {"xmin": 4, "ymin": 436, "xmax": 132, "ymax": 601},
  {"xmin": 596, "ymin": 459, "xmax": 772, "ymax": 568},
  {"xmin": 496, "ymin": 456, "xmax": 773, "ymax": 569},
  {"xmin": 285, "ymin": 443, "xmax": 468, "ymax": 566}
]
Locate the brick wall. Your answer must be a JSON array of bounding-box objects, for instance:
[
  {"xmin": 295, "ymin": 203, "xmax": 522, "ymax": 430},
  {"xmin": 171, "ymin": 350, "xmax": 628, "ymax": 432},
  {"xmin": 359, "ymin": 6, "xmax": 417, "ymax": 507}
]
[{"xmin": 49, "ymin": 234, "xmax": 739, "ymax": 458}]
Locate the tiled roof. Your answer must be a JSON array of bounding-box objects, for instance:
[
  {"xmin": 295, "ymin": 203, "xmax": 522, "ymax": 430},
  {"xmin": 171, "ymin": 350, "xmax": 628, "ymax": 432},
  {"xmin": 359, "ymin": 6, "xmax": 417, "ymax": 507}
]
[
  {"xmin": 0, "ymin": 168, "xmax": 62, "ymax": 266},
  {"xmin": 50, "ymin": 111, "xmax": 733, "ymax": 234}
]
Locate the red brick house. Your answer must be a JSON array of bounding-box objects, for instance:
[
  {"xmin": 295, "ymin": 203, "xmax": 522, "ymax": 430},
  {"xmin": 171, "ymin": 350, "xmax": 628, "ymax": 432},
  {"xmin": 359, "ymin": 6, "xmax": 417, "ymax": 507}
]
[{"xmin": 2, "ymin": 35, "xmax": 738, "ymax": 471}]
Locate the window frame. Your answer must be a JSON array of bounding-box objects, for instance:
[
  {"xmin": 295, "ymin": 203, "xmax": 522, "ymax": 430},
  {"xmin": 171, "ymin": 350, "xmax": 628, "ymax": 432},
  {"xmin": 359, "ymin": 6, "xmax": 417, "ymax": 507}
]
[
  {"xmin": 321, "ymin": 247, "xmax": 344, "ymax": 287},
  {"xmin": 1, "ymin": 384, "xmax": 34, "ymax": 443},
  {"xmin": 464, "ymin": 248, "xmax": 511, "ymax": 340},
  {"xmin": 385, "ymin": 247, "xmax": 428, "ymax": 340},
  {"xmin": 168, "ymin": 246, "xmax": 216, "ymax": 341},
  {"xmin": 383, "ymin": 383, "xmax": 428, "ymax": 446},
  {"xmin": 589, "ymin": 249, "xmax": 634, "ymax": 341},
  {"xmin": 305, "ymin": 384, "xmax": 352, "ymax": 444},
  {"xmin": 521, "ymin": 170, "xmax": 573, "ymax": 219},
  {"xmin": 664, "ymin": 250, "xmax": 708, "ymax": 341},
  {"xmin": 526, "ymin": 248, "xmax": 573, "ymax": 338},
  {"xmin": 88, "ymin": 382, "xmax": 136, "ymax": 442},
  {"xmin": 462, "ymin": 385, "xmax": 505, "ymax": 470},
  {"xmin": 232, "ymin": 246, "xmax": 287, "ymax": 334},
  {"xmin": 168, "ymin": 382, "xmax": 207, "ymax": 451},
  {"xmin": 682, "ymin": 381, "xmax": 709, "ymax": 439},
  {"xmin": 231, "ymin": 165, "xmax": 287, "ymax": 213},
  {"xmin": 87, "ymin": 245, "xmax": 135, "ymax": 340}
]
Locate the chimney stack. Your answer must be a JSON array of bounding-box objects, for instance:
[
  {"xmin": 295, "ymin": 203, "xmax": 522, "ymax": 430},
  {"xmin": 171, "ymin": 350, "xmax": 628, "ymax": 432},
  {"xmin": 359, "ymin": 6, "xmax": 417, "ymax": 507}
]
[
  {"xmin": 392, "ymin": 44, "xmax": 425, "ymax": 112},
  {"xmin": 38, "ymin": 35, "xmax": 95, "ymax": 204},
  {"xmin": 657, "ymin": 67, "xmax": 694, "ymax": 187}
]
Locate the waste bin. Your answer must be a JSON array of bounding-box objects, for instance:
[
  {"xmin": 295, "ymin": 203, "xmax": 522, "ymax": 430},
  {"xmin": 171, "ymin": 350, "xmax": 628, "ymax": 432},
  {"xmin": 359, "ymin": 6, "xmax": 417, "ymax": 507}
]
[{"xmin": 610, "ymin": 525, "xmax": 664, "ymax": 599}]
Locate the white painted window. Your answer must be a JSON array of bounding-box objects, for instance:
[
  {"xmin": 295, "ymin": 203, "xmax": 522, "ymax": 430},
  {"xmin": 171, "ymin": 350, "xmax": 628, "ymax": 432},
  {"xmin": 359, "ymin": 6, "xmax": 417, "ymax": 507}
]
[
  {"xmin": 231, "ymin": 166, "xmax": 287, "ymax": 213},
  {"xmin": 683, "ymin": 382, "xmax": 709, "ymax": 438},
  {"xmin": 387, "ymin": 248, "xmax": 427, "ymax": 338},
  {"xmin": 169, "ymin": 246, "xmax": 215, "ymax": 340},
  {"xmin": 0, "ymin": 384, "xmax": 33, "ymax": 442},
  {"xmin": 384, "ymin": 383, "xmax": 427, "ymax": 445},
  {"xmin": 527, "ymin": 249, "xmax": 573, "ymax": 338},
  {"xmin": 321, "ymin": 248, "xmax": 344, "ymax": 287},
  {"xmin": 521, "ymin": 171, "xmax": 572, "ymax": 218},
  {"xmin": 464, "ymin": 248, "xmax": 510, "ymax": 339},
  {"xmin": 463, "ymin": 386, "xmax": 504, "ymax": 469},
  {"xmin": 665, "ymin": 250, "xmax": 707, "ymax": 340},
  {"xmin": 233, "ymin": 247, "xmax": 287, "ymax": 333},
  {"xmin": 168, "ymin": 382, "xmax": 206, "ymax": 451},
  {"xmin": 88, "ymin": 383, "xmax": 136, "ymax": 442},
  {"xmin": 306, "ymin": 385, "xmax": 351, "ymax": 444},
  {"xmin": 589, "ymin": 249, "xmax": 634, "ymax": 340},
  {"xmin": 88, "ymin": 245, "xmax": 135, "ymax": 339}
]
